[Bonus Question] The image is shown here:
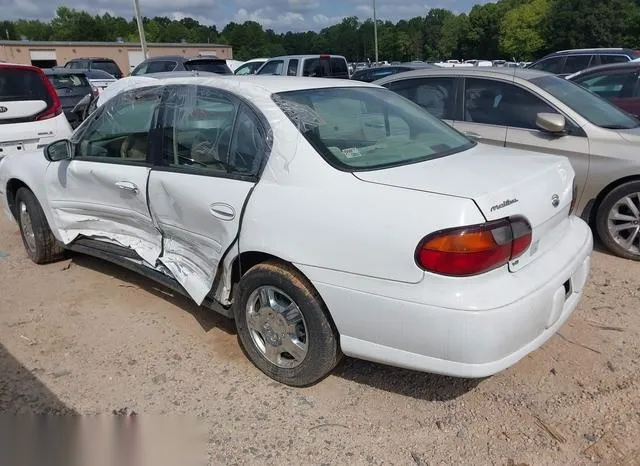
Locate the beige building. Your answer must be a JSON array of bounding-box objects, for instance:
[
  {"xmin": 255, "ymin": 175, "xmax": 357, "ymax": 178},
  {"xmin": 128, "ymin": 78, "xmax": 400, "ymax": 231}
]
[{"xmin": 0, "ymin": 40, "xmax": 233, "ymax": 75}]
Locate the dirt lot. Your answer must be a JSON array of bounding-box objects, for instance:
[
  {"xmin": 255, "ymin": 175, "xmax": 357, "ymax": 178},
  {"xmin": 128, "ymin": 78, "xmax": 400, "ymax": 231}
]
[{"xmin": 1, "ymin": 214, "xmax": 639, "ymax": 465}]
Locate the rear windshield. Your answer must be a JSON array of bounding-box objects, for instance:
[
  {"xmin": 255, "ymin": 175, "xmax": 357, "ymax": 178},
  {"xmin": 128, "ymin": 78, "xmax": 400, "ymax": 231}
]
[
  {"xmin": 92, "ymin": 60, "xmax": 121, "ymax": 76},
  {"xmin": 184, "ymin": 60, "xmax": 232, "ymax": 75},
  {"xmin": 48, "ymin": 74, "xmax": 90, "ymax": 90},
  {"xmin": 302, "ymin": 57, "xmax": 349, "ymax": 78},
  {"xmin": 0, "ymin": 68, "xmax": 50, "ymax": 103},
  {"xmin": 273, "ymin": 87, "xmax": 474, "ymax": 171},
  {"xmin": 531, "ymin": 75, "xmax": 639, "ymax": 129}
]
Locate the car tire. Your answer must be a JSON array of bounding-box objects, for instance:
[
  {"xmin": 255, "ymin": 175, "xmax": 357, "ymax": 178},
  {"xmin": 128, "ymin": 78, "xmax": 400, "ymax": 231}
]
[
  {"xmin": 595, "ymin": 181, "xmax": 640, "ymax": 260},
  {"xmin": 233, "ymin": 261, "xmax": 342, "ymax": 386},
  {"xmin": 15, "ymin": 187, "xmax": 65, "ymax": 264}
]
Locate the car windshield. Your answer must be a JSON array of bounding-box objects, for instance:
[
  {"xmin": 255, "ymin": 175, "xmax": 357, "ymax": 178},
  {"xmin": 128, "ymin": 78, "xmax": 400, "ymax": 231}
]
[
  {"xmin": 531, "ymin": 75, "xmax": 639, "ymax": 129},
  {"xmin": 273, "ymin": 87, "xmax": 474, "ymax": 171}
]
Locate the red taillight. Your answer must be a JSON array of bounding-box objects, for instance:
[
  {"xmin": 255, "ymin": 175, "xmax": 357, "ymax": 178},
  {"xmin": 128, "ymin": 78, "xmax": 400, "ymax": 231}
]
[
  {"xmin": 416, "ymin": 216, "xmax": 532, "ymax": 276},
  {"xmin": 35, "ymin": 69, "xmax": 62, "ymax": 121}
]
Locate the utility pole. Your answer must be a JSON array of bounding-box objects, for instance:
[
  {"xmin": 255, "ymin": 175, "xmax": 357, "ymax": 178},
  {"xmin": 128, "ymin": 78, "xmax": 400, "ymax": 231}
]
[
  {"xmin": 133, "ymin": 0, "xmax": 148, "ymax": 59},
  {"xmin": 373, "ymin": 0, "xmax": 378, "ymax": 66}
]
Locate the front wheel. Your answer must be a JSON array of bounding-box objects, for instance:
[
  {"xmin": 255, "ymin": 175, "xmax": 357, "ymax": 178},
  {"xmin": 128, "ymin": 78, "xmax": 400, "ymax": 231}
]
[
  {"xmin": 233, "ymin": 261, "xmax": 341, "ymax": 386},
  {"xmin": 15, "ymin": 187, "xmax": 64, "ymax": 264},
  {"xmin": 595, "ymin": 181, "xmax": 640, "ymax": 260}
]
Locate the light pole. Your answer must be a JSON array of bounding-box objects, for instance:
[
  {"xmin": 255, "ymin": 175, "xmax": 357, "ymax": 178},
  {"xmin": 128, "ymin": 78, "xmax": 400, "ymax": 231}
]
[
  {"xmin": 133, "ymin": 0, "xmax": 148, "ymax": 59},
  {"xmin": 373, "ymin": 0, "xmax": 378, "ymax": 66}
]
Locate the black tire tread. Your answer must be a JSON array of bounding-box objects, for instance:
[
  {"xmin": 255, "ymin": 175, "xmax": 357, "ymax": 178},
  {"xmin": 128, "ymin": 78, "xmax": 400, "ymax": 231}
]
[
  {"xmin": 233, "ymin": 260, "xmax": 342, "ymax": 386},
  {"xmin": 15, "ymin": 187, "xmax": 64, "ymax": 264},
  {"xmin": 595, "ymin": 181, "xmax": 640, "ymax": 261}
]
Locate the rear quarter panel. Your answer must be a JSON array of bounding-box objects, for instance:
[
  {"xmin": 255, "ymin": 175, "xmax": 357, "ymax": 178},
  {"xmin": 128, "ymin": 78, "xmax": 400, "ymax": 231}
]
[{"xmin": 239, "ymin": 123, "xmax": 485, "ymax": 284}]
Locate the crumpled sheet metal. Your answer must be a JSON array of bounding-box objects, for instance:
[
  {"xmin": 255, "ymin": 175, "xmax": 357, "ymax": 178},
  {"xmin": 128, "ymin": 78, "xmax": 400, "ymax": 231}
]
[{"xmin": 80, "ymin": 76, "xmax": 323, "ymax": 305}]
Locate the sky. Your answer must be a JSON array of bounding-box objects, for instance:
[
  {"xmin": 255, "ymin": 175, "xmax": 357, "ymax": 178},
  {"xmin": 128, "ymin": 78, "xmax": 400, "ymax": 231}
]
[{"xmin": 1, "ymin": 0, "xmax": 492, "ymax": 32}]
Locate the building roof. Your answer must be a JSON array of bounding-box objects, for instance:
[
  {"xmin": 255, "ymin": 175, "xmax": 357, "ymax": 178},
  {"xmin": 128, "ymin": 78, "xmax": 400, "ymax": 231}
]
[{"xmin": 0, "ymin": 40, "xmax": 230, "ymax": 48}]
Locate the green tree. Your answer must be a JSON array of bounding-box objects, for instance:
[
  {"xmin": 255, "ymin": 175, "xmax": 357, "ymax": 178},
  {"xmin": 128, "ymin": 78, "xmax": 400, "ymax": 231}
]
[
  {"xmin": 14, "ymin": 19, "xmax": 52, "ymax": 41},
  {"xmin": 500, "ymin": 0, "xmax": 551, "ymax": 60}
]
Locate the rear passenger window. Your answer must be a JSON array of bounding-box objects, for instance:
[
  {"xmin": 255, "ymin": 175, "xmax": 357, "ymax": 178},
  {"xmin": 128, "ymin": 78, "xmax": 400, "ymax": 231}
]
[
  {"xmin": 228, "ymin": 106, "xmax": 267, "ymax": 176},
  {"xmin": 387, "ymin": 77, "xmax": 456, "ymax": 120},
  {"xmin": 303, "ymin": 58, "xmax": 330, "ymax": 77},
  {"xmin": 563, "ymin": 55, "xmax": 593, "ymax": 73},
  {"xmin": 161, "ymin": 85, "xmax": 237, "ymax": 174},
  {"xmin": 600, "ymin": 55, "xmax": 630, "ymax": 65},
  {"xmin": 287, "ymin": 59, "xmax": 299, "ymax": 76},
  {"xmin": 330, "ymin": 58, "xmax": 349, "ymax": 78}
]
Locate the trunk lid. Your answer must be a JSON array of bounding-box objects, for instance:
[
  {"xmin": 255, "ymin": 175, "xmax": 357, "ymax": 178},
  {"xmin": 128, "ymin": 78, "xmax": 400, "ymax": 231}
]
[{"xmin": 354, "ymin": 144, "xmax": 574, "ymax": 271}]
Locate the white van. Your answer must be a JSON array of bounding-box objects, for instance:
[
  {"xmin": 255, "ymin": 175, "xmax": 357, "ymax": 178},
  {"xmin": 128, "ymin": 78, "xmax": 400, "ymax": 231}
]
[{"xmin": 0, "ymin": 63, "xmax": 72, "ymax": 160}]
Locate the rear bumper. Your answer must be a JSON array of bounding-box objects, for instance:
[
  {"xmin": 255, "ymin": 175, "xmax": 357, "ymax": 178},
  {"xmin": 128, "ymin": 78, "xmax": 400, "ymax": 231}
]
[{"xmin": 300, "ymin": 216, "xmax": 593, "ymax": 378}]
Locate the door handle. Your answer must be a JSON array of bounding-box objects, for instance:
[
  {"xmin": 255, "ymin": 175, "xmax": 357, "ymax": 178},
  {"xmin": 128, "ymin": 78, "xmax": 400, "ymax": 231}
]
[
  {"xmin": 209, "ymin": 203, "xmax": 235, "ymax": 221},
  {"xmin": 115, "ymin": 181, "xmax": 139, "ymax": 193}
]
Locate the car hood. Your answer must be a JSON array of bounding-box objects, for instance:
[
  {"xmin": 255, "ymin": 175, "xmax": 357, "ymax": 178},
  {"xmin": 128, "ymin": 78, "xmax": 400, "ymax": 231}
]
[{"xmin": 617, "ymin": 126, "xmax": 640, "ymax": 143}]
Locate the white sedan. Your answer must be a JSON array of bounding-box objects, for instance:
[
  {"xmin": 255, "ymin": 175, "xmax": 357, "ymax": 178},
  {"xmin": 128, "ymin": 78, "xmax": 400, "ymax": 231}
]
[{"xmin": 0, "ymin": 76, "xmax": 593, "ymax": 386}]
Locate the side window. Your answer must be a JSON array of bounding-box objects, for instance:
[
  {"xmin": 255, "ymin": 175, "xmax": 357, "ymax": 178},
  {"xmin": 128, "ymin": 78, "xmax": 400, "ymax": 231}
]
[
  {"xmin": 257, "ymin": 60, "xmax": 284, "ymax": 75},
  {"xmin": 600, "ymin": 55, "xmax": 630, "ymax": 65},
  {"xmin": 228, "ymin": 106, "xmax": 268, "ymax": 176},
  {"xmin": 145, "ymin": 61, "xmax": 176, "ymax": 74},
  {"xmin": 563, "ymin": 55, "xmax": 593, "ymax": 74},
  {"xmin": 234, "ymin": 63, "xmax": 252, "ymax": 75},
  {"xmin": 464, "ymin": 78, "xmax": 555, "ymax": 129},
  {"xmin": 76, "ymin": 87, "xmax": 162, "ymax": 161},
  {"xmin": 303, "ymin": 58, "xmax": 330, "ymax": 77},
  {"xmin": 633, "ymin": 76, "xmax": 640, "ymax": 97},
  {"xmin": 388, "ymin": 77, "xmax": 456, "ymax": 120},
  {"xmin": 160, "ymin": 85, "xmax": 237, "ymax": 174},
  {"xmin": 131, "ymin": 63, "xmax": 148, "ymax": 76},
  {"xmin": 287, "ymin": 59, "xmax": 299, "ymax": 76},
  {"xmin": 330, "ymin": 58, "xmax": 349, "ymax": 78},
  {"xmin": 531, "ymin": 57, "xmax": 564, "ymax": 74},
  {"xmin": 578, "ymin": 72, "xmax": 635, "ymax": 98}
]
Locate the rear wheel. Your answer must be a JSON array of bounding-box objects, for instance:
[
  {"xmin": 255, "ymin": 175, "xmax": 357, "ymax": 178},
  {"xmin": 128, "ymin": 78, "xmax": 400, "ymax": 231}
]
[
  {"xmin": 15, "ymin": 188, "xmax": 64, "ymax": 264},
  {"xmin": 233, "ymin": 261, "xmax": 341, "ymax": 386},
  {"xmin": 595, "ymin": 181, "xmax": 640, "ymax": 260}
]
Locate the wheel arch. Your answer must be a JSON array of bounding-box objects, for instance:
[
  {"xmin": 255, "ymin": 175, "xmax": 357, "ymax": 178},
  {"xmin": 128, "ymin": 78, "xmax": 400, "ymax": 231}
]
[
  {"xmin": 584, "ymin": 174, "xmax": 640, "ymax": 227},
  {"xmin": 5, "ymin": 178, "xmax": 32, "ymax": 220},
  {"xmin": 227, "ymin": 250, "xmax": 341, "ymax": 335}
]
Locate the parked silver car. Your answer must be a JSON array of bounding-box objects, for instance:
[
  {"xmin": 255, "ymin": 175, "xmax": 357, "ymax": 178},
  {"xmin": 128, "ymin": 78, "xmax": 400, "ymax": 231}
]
[{"xmin": 376, "ymin": 68, "xmax": 640, "ymax": 260}]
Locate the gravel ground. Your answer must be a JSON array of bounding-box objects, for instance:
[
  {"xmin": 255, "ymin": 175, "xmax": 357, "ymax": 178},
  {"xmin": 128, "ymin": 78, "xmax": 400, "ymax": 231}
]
[{"xmin": 1, "ymin": 214, "xmax": 639, "ymax": 465}]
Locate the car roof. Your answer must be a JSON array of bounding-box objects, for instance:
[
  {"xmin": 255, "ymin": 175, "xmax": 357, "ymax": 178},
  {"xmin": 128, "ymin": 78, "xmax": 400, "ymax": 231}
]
[
  {"xmin": 44, "ymin": 68, "xmax": 87, "ymax": 76},
  {"xmin": 567, "ymin": 61, "xmax": 640, "ymax": 79},
  {"xmin": 266, "ymin": 55, "xmax": 346, "ymax": 60},
  {"xmin": 553, "ymin": 48, "xmax": 636, "ymax": 54},
  {"xmin": 373, "ymin": 67, "xmax": 550, "ymax": 84},
  {"xmin": 69, "ymin": 57, "xmax": 115, "ymax": 61}
]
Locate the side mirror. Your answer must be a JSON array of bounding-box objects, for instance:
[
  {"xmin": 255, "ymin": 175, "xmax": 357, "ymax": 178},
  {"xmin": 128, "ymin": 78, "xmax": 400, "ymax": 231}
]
[
  {"xmin": 536, "ymin": 112, "xmax": 566, "ymax": 134},
  {"xmin": 44, "ymin": 140, "xmax": 72, "ymax": 162}
]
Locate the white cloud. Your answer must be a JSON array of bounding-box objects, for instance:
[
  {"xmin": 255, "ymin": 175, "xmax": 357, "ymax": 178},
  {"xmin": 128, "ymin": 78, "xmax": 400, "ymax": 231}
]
[
  {"xmin": 234, "ymin": 8, "xmax": 305, "ymax": 28},
  {"xmin": 312, "ymin": 14, "xmax": 344, "ymax": 26}
]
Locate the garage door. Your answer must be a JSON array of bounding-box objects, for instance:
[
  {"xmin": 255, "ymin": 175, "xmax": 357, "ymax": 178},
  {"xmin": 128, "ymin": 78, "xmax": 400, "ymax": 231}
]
[{"xmin": 128, "ymin": 51, "xmax": 145, "ymax": 72}]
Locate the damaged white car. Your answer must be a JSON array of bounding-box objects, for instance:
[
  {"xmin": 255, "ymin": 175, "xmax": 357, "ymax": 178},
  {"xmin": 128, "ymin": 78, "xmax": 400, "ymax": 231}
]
[{"xmin": 0, "ymin": 76, "xmax": 593, "ymax": 386}]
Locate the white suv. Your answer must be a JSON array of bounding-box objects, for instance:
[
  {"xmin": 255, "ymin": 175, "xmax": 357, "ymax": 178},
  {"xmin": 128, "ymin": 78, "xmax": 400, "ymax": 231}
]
[{"xmin": 0, "ymin": 63, "xmax": 72, "ymax": 160}]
